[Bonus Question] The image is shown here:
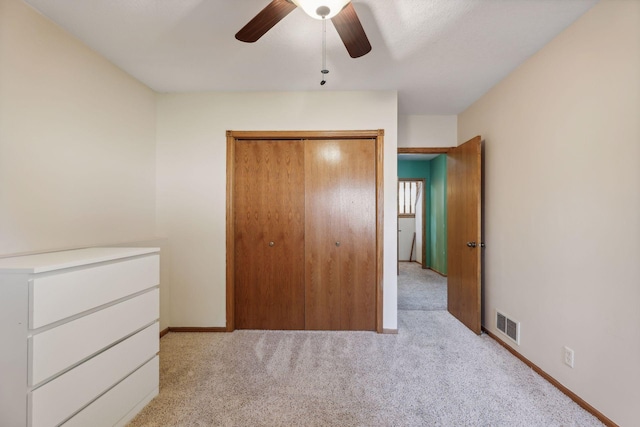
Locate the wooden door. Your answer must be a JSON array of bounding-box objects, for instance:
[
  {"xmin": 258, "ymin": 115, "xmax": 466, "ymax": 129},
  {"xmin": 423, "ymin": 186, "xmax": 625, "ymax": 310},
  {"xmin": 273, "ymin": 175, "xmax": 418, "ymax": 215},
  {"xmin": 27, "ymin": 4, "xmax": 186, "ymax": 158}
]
[
  {"xmin": 447, "ymin": 136, "xmax": 482, "ymax": 334},
  {"xmin": 305, "ymin": 139, "xmax": 377, "ymax": 330},
  {"xmin": 234, "ymin": 140, "xmax": 305, "ymax": 329}
]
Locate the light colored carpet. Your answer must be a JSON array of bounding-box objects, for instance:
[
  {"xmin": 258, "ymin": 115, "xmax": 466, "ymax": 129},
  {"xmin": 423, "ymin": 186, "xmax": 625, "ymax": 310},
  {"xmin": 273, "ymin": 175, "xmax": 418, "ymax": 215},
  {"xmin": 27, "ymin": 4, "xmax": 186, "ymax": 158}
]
[
  {"xmin": 397, "ymin": 262, "xmax": 447, "ymax": 311},
  {"xmin": 128, "ymin": 319, "xmax": 603, "ymax": 425}
]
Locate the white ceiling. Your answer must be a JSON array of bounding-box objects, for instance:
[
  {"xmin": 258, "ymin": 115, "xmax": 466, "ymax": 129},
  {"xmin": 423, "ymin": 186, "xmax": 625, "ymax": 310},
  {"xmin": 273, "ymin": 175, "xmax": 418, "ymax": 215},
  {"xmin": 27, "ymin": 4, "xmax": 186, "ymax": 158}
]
[{"xmin": 24, "ymin": 0, "xmax": 598, "ymax": 114}]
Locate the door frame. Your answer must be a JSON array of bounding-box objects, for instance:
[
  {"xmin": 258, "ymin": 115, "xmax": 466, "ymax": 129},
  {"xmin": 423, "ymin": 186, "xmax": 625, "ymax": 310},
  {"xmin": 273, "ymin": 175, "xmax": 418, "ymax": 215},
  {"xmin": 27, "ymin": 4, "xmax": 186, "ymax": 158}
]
[
  {"xmin": 397, "ymin": 147, "xmax": 451, "ymax": 271},
  {"xmin": 227, "ymin": 130, "xmax": 385, "ymax": 333}
]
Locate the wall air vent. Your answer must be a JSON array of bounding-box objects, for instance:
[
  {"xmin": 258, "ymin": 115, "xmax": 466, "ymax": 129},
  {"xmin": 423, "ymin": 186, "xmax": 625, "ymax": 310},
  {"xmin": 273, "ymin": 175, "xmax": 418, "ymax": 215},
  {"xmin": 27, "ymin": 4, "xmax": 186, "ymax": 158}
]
[
  {"xmin": 496, "ymin": 310, "xmax": 520, "ymax": 345},
  {"xmin": 497, "ymin": 312, "xmax": 506, "ymax": 333}
]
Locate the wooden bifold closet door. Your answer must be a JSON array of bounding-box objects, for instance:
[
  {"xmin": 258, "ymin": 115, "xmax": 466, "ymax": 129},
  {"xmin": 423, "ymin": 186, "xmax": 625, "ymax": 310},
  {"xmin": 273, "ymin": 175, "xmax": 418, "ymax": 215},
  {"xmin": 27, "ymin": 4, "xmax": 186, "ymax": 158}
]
[
  {"xmin": 305, "ymin": 139, "xmax": 376, "ymax": 330},
  {"xmin": 232, "ymin": 137, "xmax": 377, "ymax": 331},
  {"xmin": 234, "ymin": 140, "xmax": 305, "ymax": 330}
]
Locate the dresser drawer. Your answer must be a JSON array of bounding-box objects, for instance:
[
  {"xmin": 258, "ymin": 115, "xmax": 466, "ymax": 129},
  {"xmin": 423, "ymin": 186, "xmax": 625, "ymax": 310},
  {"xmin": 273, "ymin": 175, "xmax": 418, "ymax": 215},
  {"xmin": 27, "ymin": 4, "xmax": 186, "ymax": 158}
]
[
  {"xmin": 62, "ymin": 356, "xmax": 159, "ymax": 427},
  {"xmin": 29, "ymin": 322, "xmax": 159, "ymax": 427},
  {"xmin": 29, "ymin": 254, "xmax": 159, "ymax": 329},
  {"xmin": 29, "ymin": 289, "xmax": 159, "ymax": 386}
]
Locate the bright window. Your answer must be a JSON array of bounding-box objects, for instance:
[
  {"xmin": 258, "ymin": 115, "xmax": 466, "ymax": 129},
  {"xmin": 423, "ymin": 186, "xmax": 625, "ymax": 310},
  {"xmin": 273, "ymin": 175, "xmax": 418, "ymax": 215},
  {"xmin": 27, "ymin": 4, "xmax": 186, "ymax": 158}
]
[{"xmin": 398, "ymin": 179, "xmax": 421, "ymax": 217}]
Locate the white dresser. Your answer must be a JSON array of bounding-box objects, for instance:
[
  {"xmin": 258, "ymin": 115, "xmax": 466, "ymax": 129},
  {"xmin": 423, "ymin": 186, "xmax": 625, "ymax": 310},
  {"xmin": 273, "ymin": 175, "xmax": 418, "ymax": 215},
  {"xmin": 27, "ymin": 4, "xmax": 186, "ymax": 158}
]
[{"xmin": 0, "ymin": 247, "xmax": 161, "ymax": 427}]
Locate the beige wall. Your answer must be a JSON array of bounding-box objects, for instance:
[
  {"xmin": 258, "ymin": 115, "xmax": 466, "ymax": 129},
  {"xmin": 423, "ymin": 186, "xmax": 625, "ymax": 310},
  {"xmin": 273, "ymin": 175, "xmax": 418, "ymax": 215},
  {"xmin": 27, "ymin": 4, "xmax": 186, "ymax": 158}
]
[
  {"xmin": 458, "ymin": 1, "xmax": 640, "ymax": 425},
  {"xmin": 156, "ymin": 91, "xmax": 399, "ymax": 329},
  {"xmin": 8, "ymin": 0, "xmax": 637, "ymax": 420},
  {"xmin": 0, "ymin": 0, "xmax": 166, "ymax": 326},
  {"xmin": 0, "ymin": 0, "xmax": 157, "ymax": 255},
  {"xmin": 0, "ymin": 0, "xmax": 396, "ymax": 333},
  {"xmin": 398, "ymin": 115, "xmax": 457, "ymax": 147}
]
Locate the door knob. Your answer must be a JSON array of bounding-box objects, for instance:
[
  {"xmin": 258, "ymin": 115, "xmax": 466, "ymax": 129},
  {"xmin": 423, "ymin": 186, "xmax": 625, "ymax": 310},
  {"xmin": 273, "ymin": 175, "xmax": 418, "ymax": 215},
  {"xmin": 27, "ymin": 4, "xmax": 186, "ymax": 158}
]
[
  {"xmin": 269, "ymin": 241, "xmax": 275, "ymax": 247},
  {"xmin": 335, "ymin": 241, "xmax": 341, "ymax": 247},
  {"xmin": 466, "ymin": 241, "xmax": 477, "ymax": 248}
]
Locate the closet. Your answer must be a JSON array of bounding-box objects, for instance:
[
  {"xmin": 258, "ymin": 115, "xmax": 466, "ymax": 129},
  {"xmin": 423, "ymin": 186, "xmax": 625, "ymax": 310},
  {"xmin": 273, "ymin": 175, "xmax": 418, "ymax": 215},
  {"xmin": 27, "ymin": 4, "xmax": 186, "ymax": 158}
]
[
  {"xmin": 234, "ymin": 139, "xmax": 306, "ymax": 330},
  {"xmin": 227, "ymin": 130, "xmax": 383, "ymax": 332}
]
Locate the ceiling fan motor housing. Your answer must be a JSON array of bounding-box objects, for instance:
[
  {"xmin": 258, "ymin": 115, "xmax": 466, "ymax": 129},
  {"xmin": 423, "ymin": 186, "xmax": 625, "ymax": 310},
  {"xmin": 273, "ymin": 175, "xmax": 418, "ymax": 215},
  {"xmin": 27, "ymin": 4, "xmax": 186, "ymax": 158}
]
[{"xmin": 316, "ymin": 5, "xmax": 330, "ymax": 17}]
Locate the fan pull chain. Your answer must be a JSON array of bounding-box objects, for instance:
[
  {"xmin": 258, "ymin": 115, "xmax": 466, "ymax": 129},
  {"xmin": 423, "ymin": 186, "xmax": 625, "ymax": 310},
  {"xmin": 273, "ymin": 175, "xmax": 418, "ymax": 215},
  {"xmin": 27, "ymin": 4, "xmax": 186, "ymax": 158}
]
[{"xmin": 320, "ymin": 18, "xmax": 329, "ymax": 85}]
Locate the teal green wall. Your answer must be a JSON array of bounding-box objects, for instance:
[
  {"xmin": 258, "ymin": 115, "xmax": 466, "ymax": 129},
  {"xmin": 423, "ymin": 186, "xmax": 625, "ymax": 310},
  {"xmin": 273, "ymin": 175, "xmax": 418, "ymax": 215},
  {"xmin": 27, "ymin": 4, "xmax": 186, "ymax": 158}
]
[
  {"xmin": 398, "ymin": 160, "xmax": 431, "ymax": 181},
  {"xmin": 428, "ymin": 155, "xmax": 447, "ymax": 275},
  {"xmin": 397, "ymin": 156, "xmax": 447, "ymax": 274}
]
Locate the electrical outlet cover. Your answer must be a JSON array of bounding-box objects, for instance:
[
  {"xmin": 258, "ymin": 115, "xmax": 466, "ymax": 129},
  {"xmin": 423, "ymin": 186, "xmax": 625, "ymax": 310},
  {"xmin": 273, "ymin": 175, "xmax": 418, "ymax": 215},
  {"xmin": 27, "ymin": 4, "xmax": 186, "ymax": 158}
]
[{"xmin": 564, "ymin": 346, "xmax": 574, "ymax": 368}]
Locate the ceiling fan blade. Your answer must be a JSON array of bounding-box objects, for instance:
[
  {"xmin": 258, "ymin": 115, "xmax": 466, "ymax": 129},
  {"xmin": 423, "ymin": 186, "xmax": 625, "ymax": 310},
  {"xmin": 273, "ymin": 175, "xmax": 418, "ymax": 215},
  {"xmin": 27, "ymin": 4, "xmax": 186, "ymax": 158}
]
[
  {"xmin": 235, "ymin": 0, "xmax": 297, "ymax": 43},
  {"xmin": 331, "ymin": 3, "xmax": 371, "ymax": 58}
]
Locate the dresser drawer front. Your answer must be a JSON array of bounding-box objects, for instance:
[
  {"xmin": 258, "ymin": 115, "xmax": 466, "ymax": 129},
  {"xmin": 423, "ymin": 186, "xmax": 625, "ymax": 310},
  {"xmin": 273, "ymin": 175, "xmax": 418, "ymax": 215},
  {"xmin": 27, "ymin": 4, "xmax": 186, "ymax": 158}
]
[
  {"xmin": 29, "ymin": 323, "xmax": 159, "ymax": 427},
  {"xmin": 30, "ymin": 289, "xmax": 159, "ymax": 386},
  {"xmin": 62, "ymin": 356, "xmax": 159, "ymax": 427},
  {"xmin": 30, "ymin": 254, "xmax": 159, "ymax": 329}
]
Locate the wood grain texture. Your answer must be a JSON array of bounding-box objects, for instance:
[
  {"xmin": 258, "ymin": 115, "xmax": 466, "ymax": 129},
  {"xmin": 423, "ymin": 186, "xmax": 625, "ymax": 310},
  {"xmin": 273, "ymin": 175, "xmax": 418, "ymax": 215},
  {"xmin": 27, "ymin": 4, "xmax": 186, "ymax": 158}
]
[
  {"xmin": 229, "ymin": 130, "xmax": 381, "ymax": 140},
  {"xmin": 338, "ymin": 139, "xmax": 377, "ymax": 331},
  {"xmin": 397, "ymin": 147, "xmax": 451, "ymax": 154},
  {"xmin": 375, "ymin": 133, "xmax": 384, "ymax": 333},
  {"xmin": 234, "ymin": 140, "xmax": 305, "ymax": 330},
  {"xmin": 331, "ymin": 3, "xmax": 372, "ymax": 58},
  {"xmin": 483, "ymin": 328, "xmax": 618, "ymax": 427},
  {"xmin": 227, "ymin": 130, "xmax": 384, "ymax": 332},
  {"xmin": 304, "ymin": 140, "xmax": 341, "ymax": 329},
  {"xmin": 226, "ymin": 133, "xmax": 235, "ymax": 332},
  {"xmin": 447, "ymin": 136, "xmax": 482, "ymax": 334},
  {"xmin": 305, "ymin": 139, "xmax": 376, "ymax": 330},
  {"xmin": 235, "ymin": 0, "xmax": 296, "ymax": 43}
]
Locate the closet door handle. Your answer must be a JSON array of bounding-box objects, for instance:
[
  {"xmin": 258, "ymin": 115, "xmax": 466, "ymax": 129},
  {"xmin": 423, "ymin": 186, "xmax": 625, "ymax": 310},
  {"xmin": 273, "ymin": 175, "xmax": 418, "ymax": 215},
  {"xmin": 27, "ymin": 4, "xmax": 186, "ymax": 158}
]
[
  {"xmin": 466, "ymin": 241, "xmax": 477, "ymax": 248},
  {"xmin": 269, "ymin": 241, "xmax": 275, "ymax": 247},
  {"xmin": 335, "ymin": 241, "xmax": 341, "ymax": 247}
]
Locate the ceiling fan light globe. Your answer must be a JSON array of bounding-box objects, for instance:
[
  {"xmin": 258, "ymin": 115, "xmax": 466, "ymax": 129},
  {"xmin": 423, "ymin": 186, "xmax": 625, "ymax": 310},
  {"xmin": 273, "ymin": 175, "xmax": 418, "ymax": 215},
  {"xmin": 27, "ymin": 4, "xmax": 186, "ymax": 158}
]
[{"xmin": 291, "ymin": 0, "xmax": 350, "ymax": 20}]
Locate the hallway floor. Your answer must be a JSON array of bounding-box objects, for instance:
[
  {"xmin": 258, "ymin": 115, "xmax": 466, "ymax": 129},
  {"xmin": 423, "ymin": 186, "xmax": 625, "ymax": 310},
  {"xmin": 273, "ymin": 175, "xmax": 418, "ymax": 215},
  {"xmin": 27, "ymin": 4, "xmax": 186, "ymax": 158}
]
[{"xmin": 398, "ymin": 262, "xmax": 447, "ymax": 311}]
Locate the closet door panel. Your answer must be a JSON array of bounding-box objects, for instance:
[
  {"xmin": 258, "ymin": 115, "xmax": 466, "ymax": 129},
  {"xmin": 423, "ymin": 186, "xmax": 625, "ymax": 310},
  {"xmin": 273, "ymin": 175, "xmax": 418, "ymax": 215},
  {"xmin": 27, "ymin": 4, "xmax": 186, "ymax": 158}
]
[
  {"xmin": 338, "ymin": 139, "xmax": 377, "ymax": 330},
  {"xmin": 234, "ymin": 140, "xmax": 305, "ymax": 329},
  {"xmin": 305, "ymin": 140, "xmax": 342, "ymax": 330},
  {"xmin": 305, "ymin": 139, "xmax": 376, "ymax": 330}
]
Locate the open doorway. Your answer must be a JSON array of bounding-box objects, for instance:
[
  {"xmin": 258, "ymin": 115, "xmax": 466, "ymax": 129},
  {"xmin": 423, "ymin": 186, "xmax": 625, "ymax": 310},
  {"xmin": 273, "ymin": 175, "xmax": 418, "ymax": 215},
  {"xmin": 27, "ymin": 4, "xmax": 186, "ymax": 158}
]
[
  {"xmin": 398, "ymin": 178, "xmax": 426, "ymax": 265},
  {"xmin": 398, "ymin": 139, "xmax": 483, "ymax": 334},
  {"xmin": 397, "ymin": 150, "xmax": 449, "ymax": 312}
]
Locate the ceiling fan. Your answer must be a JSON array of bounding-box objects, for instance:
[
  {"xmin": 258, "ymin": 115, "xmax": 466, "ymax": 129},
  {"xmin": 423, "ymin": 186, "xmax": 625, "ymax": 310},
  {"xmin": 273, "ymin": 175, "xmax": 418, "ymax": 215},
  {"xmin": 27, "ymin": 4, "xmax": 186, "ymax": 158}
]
[{"xmin": 235, "ymin": 0, "xmax": 372, "ymax": 58}]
